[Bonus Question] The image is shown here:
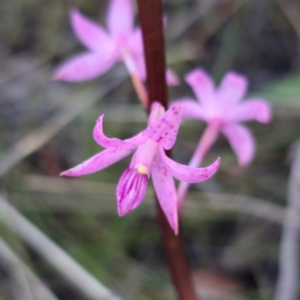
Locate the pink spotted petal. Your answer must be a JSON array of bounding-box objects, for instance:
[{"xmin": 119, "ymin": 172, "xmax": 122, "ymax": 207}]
[
  {"xmin": 185, "ymin": 69, "xmax": 216, "ymax": 109},
  {"xmin": 143, "ymin": 102, "xmax": 182, "ymax": 150},
  {"xmin": 117, "ymin": 168, "xmax": 148, "ymax": 216},
  {"xmin": 70, "ymin": 9, "xmax": 115, "ymax": 53},
  {"xmin": 216, "ymin": 72, "xmax": 248, "ymax": 106},
  {"xmin": 53, "ymin": 52, "xmax": 116, "ymax": 82},
  {"xmin": 107, "ymin": 0, "xmax": 134, "ymax": 37},
  {"xmin": 160, "ymin": 148, "xmax": 220, "ymax": 182},
  {"xmin": 93, "ymin": 115, "xmax": 147, "ymax": 148},
  {"xmin": 151, "ymin": 154, "xmax": 178, "ymax": 234},
  {"xmin": 60, "ymin": 145, "xmax": 136, "ymax": 177},
  {"xmin": 166, "ymin": 68, "xmax": 180, "ymax": 86},
  {"xmin": 221, "ymin": 124, "xmax": 255, "ymax": 166},
  {"xmin": 228, "ymin": 99, "xmax": 272, "ymax": 124},
  {"xmin": 177, "ymin": 98, "xmax": 207, "ymax": 120}
]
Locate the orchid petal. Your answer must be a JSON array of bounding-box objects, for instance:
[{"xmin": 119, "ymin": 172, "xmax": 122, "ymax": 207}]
[
  {"xmin": 128, "ymin": 28, "xmax": 143, "ymax": 55},
  {"xmin": 166, "ymin": 68, "xmax": 180, "ymax": 86},
  {"xmin": 151, "ymin": 154, "xmax": 178, "ymax": 234},
  {"xmin": 60, "ymin": 145, "xmax": 136, "ymax": 177},
  {"xmin": 160, "ymin": 148, "xmax": 220, "ymax": 182},
  {"xmin": 93, "ymin": 115, "xmax": 147, "ymax": 148},
  {"xmin": 53, "ymin": 52, "xmax": 116, "ymax": 82},
  {"xmin": 117, "ymin": 168, "xmax": 148, "ymax": 216},
  {"xmin": 216, "ymin": 72, "xmax": 248, "ymax": 105},
  {"xmin": 107, "ymin": 0, "xmax": 133, "ymax": 37},
  {"xmin": 70, "ymin": 9, "xmax": 115, "ymax": 53},
  {"xmin": 185, "ymin": 69, "xmax": 215, "ymax": 109},
  {"xmin": 143, "ymin": 102, "xmax": 182, "ymax": 150},
  {"xmin": 177, "ymin": 98, "xmax": 207, "ymax": 120},
  {"xmin": 228, "ymin": 99, "xmax": 272, "ymax": 124},
  {"xmin": 221, "ymin": 124, "xmax": 255, "ymax": 166}
]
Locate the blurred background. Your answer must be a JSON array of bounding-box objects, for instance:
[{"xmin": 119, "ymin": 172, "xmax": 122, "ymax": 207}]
[{"xmin": 1, "ymin": 0, "xmax": 300, "ymax": 299}]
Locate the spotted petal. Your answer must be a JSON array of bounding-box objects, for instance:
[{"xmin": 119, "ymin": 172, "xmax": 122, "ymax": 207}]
[
  {"xmin": 107, "ymin": 0, "xmax": 134, "ymax": 37},
  {"xmin": 143, "ymin": 102, "xmax": 182, "ymax": 150},
  {"xmin": 160, "ymin": 149, "xmax": 220, "ymax": 182},
  {"xmin": 61, "ymin": 145, "xmax": 136, "ymax": 177},
  {"xmin": 93, "ymin": 115, "xmax": 147, "ymax": 148},
  {"xmin": 221, "ymin": 123, "xmax": 255, "ymax": 166},
  {"xmin": 228, "ymin": 99, "xmax": 272, "ymax": 124},
  {"xmin": 216, "ymin": 72, "xmax": 248, "ymax": 106},
  {"xmin": 151, "ymin": 153, "xmax": 178, "ymax": 234},
  {"xmin": 53, "ymin": 52, "xmax": 116, "ymax": 82},
  {"xmin": 70, "ymin": 9, "xmax": 115, "ymax": 53}
]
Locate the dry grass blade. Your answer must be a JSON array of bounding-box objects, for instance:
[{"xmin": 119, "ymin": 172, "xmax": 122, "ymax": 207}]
[
  {"xmin": 0, "ymin": 197, "xmax": 121, "ymax": 300},
  {"xmin": 0, "ymin": 238, "xmax": 59, "ymax": 300},
  {"xmin": 15, "ymin": 174, "xmax": 300, "ymax": 231},
  {"xmin": 275, "ymin": 141, "xmax": 300, "ymax": 300}
]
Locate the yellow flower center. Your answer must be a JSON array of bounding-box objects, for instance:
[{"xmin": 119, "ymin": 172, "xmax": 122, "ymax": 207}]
[{"xmin": 137, "ymin": 165, "xmax": 148, "ymax": 175}]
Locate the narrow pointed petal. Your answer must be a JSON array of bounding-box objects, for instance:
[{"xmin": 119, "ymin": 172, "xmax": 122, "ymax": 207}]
[
  {"xmin": 53, "ymin": 52, "xmax": 116, "ymax": 82},
  {"xmin": 117, "ymin": 168, "xmax": 148, "ymax": 216},
  {"xmin": 185, "ymin": 69, "xmax": 215, "ymax": 108},
  {"xmin": 93, "ymin": 115, "xmax": 147, "ymax": 148},
  {"xmin": 107, "ymin": 0, "xmax": 133, "ymax": 37},
  {"xmin": 216, "ymin": 72, "xmax": 248, "ymax": 105},
  {"xmin": 160, "ymin": 148, "xmax": 220, "ymax": 182},
  {"xmin": 177, "ymin": 98, "xmax": 207, "ymax": 120},
  {"xmin": 70, "ymin": 9, "xmax": 115, "ymax": 53},
  {"xmin": 228, "ymin": 99, "xmax": 272, "ymax": 124},
  {"xmin": 151, "ymin": 154, "xmax": 178, "ymax": 234},
  {"xmin": 221, "ymin": 124, "xmax": 255, "ymax": 166},
  {"xmin": 143, "ymin": 102, "xmax": 182, "ymax": 150},
  {"xmin": 166, "ymin": 68, "xmax": 180, "ymax": 86},
  {"xmin": 60, "ymin": 145, "xmax": 136, "ymax": 177}
]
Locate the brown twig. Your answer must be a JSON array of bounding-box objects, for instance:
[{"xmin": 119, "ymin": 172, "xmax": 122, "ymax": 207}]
[{"xmin": 136, "ymin": 1, "xmax": 198, "ymax": 299}]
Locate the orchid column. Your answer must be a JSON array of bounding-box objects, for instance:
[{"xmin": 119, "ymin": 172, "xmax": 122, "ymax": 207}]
[{"xmin": 136, "ymin": 1, "xmax": 198, "ymax": 299}]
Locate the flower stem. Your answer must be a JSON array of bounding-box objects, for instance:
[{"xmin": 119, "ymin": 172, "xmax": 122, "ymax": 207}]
[
  {"xmin": 121, "ymin": 50, "xmax": 148, "ymax": 108},
  {"xmin": 136, "ymin": 1, "xmax": 198, "ymax": 299},
  {"xmin": 130, "ymin": 73, "xmax": 148, "ymax": 108},
  {"xmin": 178, "ymin": 121, "xmax": 220, "ymax": 211}
]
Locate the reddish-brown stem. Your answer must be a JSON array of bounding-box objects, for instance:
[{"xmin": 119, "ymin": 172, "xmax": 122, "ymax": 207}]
[
  {"xmin": 136, "ymin": 0, "xmax": 168, "ymax": 110},
  {"xmin": 136, "ymin": 1, "xmax": 198, "ymax": 299}
]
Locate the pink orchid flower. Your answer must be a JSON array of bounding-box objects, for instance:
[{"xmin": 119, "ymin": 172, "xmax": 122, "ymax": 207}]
[
  {"xmin": 53, "ymin": 0, "xmax": 178, "ymax": 85},
  {"xmin": 176, "ymin": 69, "xmax": 272, "ymax": 165},
  {"xmin": 61, "ymin": 102, "xmax": 220, "ymax": 234}
]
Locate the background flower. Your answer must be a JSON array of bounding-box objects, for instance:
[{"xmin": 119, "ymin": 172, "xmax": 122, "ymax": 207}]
[
  {"xmin": 176, "ymin": 69, "xmax": 272, "ymax": 165},
  {"xmin": 53, "ymin": 0, "xmax": 178, "ymax": 85}
]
